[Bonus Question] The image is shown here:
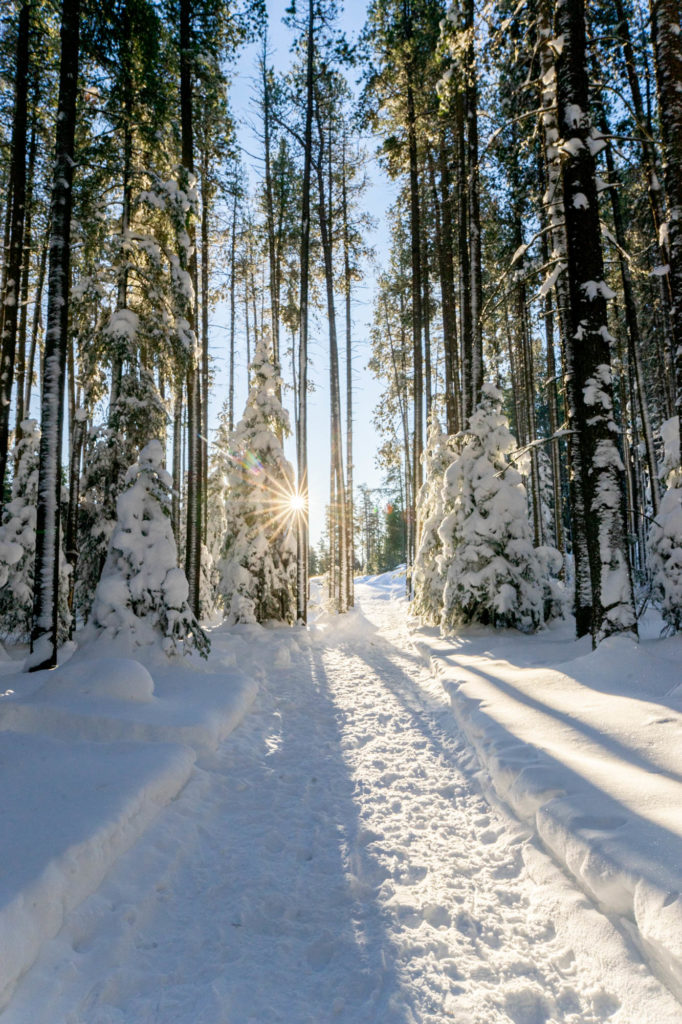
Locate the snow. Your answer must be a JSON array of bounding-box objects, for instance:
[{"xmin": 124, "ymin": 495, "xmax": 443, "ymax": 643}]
[{"xmin": 0, "ymin": 574, "xmax": 680, "ymax": 1021}]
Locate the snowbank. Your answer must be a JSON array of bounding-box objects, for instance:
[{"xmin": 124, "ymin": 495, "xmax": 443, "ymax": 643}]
[
  {"xmin": 413, "ymin": 617, "xmax": 682, "ymax": 1002},
  {"xmin": 0, "ymin": 626, "xmax": 259, "ymax": 1008},
  {"xmin": 0, "ymin": 731, "xmax": 194, "ymax": 1010}
]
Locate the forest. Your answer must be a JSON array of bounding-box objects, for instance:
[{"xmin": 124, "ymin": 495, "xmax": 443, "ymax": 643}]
[{"xmin": 0, "ymin": 0, "xmax": 681, "ymax": 668}]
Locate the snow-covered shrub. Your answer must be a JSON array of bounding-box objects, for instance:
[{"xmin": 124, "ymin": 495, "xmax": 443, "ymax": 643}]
[
  {"xmin": 412, "ymin": 416, "xmax": 459, "ymax": 625},
  {"xmin": 649, "ymin": 417, "xmax": 682, "ymax": 630},
  {"xmin": 0, "ymin": 421, "xmax": 71, "ymax": 644},
  {"xmin": 438, "ymin": 383, "xmax": 548, "ymax": 633},
  {"xmin": 88, "ymin": 440, "xmax": 209, "ymax": 657},
  {"xmin": 219, "ymin": 336, "xmax": 297, "ymax": 624},
  {"xmin": 77, "ymin": 368, "xmax": 167, "ymax": 621}
]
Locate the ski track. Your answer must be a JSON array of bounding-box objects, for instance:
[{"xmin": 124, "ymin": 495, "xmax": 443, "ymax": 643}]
[{"xmin": 2, "ymin": 585, "xmax": 677, "ymax": 1023}]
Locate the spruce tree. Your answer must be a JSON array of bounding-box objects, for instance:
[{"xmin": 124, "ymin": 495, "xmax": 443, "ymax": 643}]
[
  {"xmin": 412, "ymin": 416, "xmax": 458, "ymax": 626},
  {"xmin": 0, "ymin": 420, "xmax": 70, "ymax": 645},
  {"xmin": 87, "ymin": 440, "xmax": 209, "ymax": 658},
  {"xmin": 438, "ymin": 384, "xmax": 547, "ymax": 633},
  {"xmin": 219, "ymin": 335, "xmax": 297, "ymax": 625}
]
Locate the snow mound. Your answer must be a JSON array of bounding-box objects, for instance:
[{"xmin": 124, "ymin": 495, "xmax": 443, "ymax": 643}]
[
  {"xmin": 0, "ymin": 731, "xmax": 194, "ymax": 1012},
  {"xmin": 414, "ymin": 620, "xmax": 682, "ymax": 1004},
  {"xmin": 45, "ymin": 656, "xmax": 155, "ymax": 703}
]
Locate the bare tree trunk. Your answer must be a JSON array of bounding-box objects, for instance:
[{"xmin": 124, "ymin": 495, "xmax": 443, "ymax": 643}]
[
  {"xmin": 0, "ymin": 1, "xmax": 30, "ymax": 506},
  {"xmin": 261, "ymin": 38, "xmax": 283, "ymax": 421},
  {"xmin": 296, "ymin": 0, "xmax": 314, "ymax": 624},
  {"xmin": 200, "ymin": 144, "xmax": 210, "ymax": 545},
  {"xmin": 14, "ymin": 77, "xmax": 38, "ymax": 450},
  {"xmin": 539, "ymin": 219, "xmax": 565, "ymax": 557},
  {"xmin": 457, "ymin": 90, "xmax": 473, "ymax": 423},
  {"xmin": 180, "ymin": 0, "xmax": 201, "ymax": 613},
  {"xmin": 228, "ymin": 194, "xmax": 237, "ymax": 432},
  {"xmin": 314, "ymin": 98, "xmax": 347, "ymax": 613},
  {"xmin": 555, "ymin": 0, "xmax": 636, "ymax": 644},
  {"xmin": 406, "ymin": 70, "xmax": 423, "ymax": 540},
  {"xmin": 539, "ymin": 8, "xmax": 592, "ymax": 635},
  {"xmin": 25, "ymin": 233, "xmax": 47, "ymax": 420},
  {"xmin": 341, "ymin": 133, "xmax": 355, "ymax": 606},
  {"xmin": 465, "ymin": 0, "xmax": 483, "ymax": 411},
  {"xmin": 172, "ymin": 382, "xmax": 183, "ymax": 542},
  {"xmin": 649, "ymin": 0, "xmax": 682, "ymax": 459},
  {"xmin": 29, "ymin": 0, "xmax": 80, "ymax": 670},
  {"xmin": 434, "ymin": 139, "xmax": 460, "ymax": 433},
  {"xmin": 595, "ymin": 89, "xmax": 661, "ymax": 517},
  {"xmin": 615, "ymin": 0, "xmax": 676, "ymax": 418}
]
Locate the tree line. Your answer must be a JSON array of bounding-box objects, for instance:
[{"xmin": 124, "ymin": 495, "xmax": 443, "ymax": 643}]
[
  {"xmin": 365, "ymin": 0, "xmax": 682, "ymax": 645},
  {"xmin": 1, "ymin": 0, "xmax": 681, "ymax": 662}
]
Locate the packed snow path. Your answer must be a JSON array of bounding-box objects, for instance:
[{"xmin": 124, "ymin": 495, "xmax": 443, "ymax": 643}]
[{"xmin": 3, "ymin": 580, "xmax": 679, "ymax": 1023}]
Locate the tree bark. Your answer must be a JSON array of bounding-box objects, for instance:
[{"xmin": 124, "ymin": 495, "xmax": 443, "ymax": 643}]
[
  {"xmin": 649, "ymin": 0, "xmax": 682, "ymax": 459},
  {"xmin": 555, "ymin": 0, "xmax": 637, "ymax": 644},
  {"xmin": 296, "ymin": 0, "xmax": 314, "ymax": 624},
  {"xmin": 179, "ymin": 0, "xmax": 201, "ymax": 614},
  {"xmin": 539, "ymin": 7, "xmax": 592, "ymax": 634},
  {"xmin": 0, "ymin": 1, "xmax": 30, "ymax": 506},
  {"xmin": 29, "ymin": 0, "xmax": 80, "ymax": 670}
]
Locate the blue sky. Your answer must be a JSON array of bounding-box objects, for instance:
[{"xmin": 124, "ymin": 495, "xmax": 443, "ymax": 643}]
[{"xmin": 208, "ymin": 0, "xmax": 396, "ymax": 546}]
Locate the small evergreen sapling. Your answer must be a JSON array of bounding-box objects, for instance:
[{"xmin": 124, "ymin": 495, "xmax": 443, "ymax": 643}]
[
  {"xmin": 648, "ymin": 417, "xmax": 682, "ymax": 631},
  {"xmin": 412, "ymin": 416, "xmax": 459, "ymax": 625},
  {"xmin": 219, "ymin": 336, "xmax": 297, "ymax": 624},
  {"xmin": 438, "ymin": 384, "xmax": 547, "ymax": 632},
  {"xmin": 0, "ymin": 421, "xmax": 72, "ymax": 645},
  {"xmin": 88, "ymin": 440, "xmax": 209, "ymax": 657}
]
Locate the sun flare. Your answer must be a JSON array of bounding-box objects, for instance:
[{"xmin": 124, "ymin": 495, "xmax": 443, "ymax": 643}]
[{"xmin": 288, "ymin": 492, "xmax": 307, "ymax": 513}]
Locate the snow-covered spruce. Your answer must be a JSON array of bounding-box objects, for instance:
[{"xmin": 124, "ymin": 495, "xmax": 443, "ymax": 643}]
[
  {"xmin": 412, "ymin": 416, "xmax": 460, "ymax": 625},
  {"xmin": 0, "ymin": 421, "xmax": 71, "ymax": 645},
  {"xmin": 219, "ymin": 336, "xmax": 297, "ymax": 625},
  {"xmin": 438, "ymin": 384, "xmax": 561, "ymax": 632},
  {"xmin": 87, "ymin": 440, "xmax": 208, "ymax": 658},
  {"xmin": 77, "ymin": 362, "xmax": 167, "ymax": 624},
  {"xmin": 649, "ymin": 417, "xmax": 682, "ymax": 631}
]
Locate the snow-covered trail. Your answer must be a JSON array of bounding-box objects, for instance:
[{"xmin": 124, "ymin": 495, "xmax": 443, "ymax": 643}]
[{"xmin": 3, "ymin": 580, "xmax": 679, "ymax": 1023}]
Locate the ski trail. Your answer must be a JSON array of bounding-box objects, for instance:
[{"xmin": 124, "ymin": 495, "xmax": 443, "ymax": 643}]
[{"xmin": 2, "ymin": 582, "xmax": 679, "ymax": 1023}]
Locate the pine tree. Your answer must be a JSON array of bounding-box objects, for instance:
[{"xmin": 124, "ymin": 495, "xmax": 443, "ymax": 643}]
[
  {"xmin": 0, "ymin": 420, "xmax": 70, "ymax": 645},
  {"xmin": 219, "ymin": 335, "xmax": 297, "ymax": 625},
  {"xmin": 438, "ymin": 384, "xmax": 547, "ymax": 633},
  {"xmin": 87, "ymin": 440, "xmax": 208, "ymax": 658},
  {"xmin": 412, "ymin": 416, "xmax": 458, "ymax": 626}
]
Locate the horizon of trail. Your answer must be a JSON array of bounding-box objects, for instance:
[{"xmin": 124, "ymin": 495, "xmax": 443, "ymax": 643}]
[{"xmin": 2, "ymin": 576, "xmax": 677, "ymax": 1024}]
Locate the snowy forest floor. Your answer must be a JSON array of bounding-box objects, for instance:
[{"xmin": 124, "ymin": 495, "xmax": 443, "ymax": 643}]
[{"xmin": 0, "ymin": 573, "xmax": 681, "ymax": 1023}]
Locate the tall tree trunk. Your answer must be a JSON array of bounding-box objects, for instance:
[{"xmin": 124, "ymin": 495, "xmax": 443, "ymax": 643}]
[
  {"xmin": 172, "ymin": 382, "xmax": 183, "ymax": 542},
  {"xmin": 65, "ymin": 336, "xmax": 83, "ymax": 622},
  {"xmin": 435, "ymin": 139, "xmax": 460, "ymax": 433},
  {"xmin": 465, "ymin": 0, "xmax": 483, "ymax": 411},
  {"xmin": 200, "ymin": 144, "xmax": 210, "ymax": 545},
  {"xmin": 457, "ymin": 89, "xmax": 473, "ymax": 423},
  {"xmin": 109, "ymin": 3, "xmax": 132, "ymax": 415},
  {"xmin": 595, "ymin": 89, "xmax": 661, "ymax": 518},
  {"xmin": 261, "ymin": 39, "xmax": 283, "ymax": 423},
  {"xmin": 25, "ymin": 231, "xmax": 47, "ymax": 420},
  {"xmin": 341, "ymin": 133, "xmax": 355, "ymax": 607},
  {"xmin": 539, "ymin": 8, "xmax": 592, "ymax": 634},
  {"xmin": 14, "ymin": 78, "xmax": 39, "ymax": 451},
  {"xmin": 615, "ymin": 0, "xmax": 676, "ymax": 418},
  {"xmin": 296, "ymin": 0, "xmax": 314, "ymax": 624},
  {"xmin": 539, "ymin": 216, "xmax": 565, "ymax": 557},
  {"xmin": 179, "ymin": 0, "xmax": 201, "ymax": 614},
  {"xmin": 555, "ymin": 0, "xmax": 637, "ymax": 644},
  {"xmin": 29, "ymin": 0, "xmax": 80, "ymax": 670},
  {"xmin": 649, "ymin": 0, "xmax": 682, "ymax": 459},
  {"xmin": 314, "ymin": 101, "xmax": 347, "ymax": 613},
  {"xmin": 0, "ymin": 1, "xmax": 30, "ymax": 506},
  {"xmin": 228, "ymin": 194, "xmax": 237, "ymax": 432}
]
